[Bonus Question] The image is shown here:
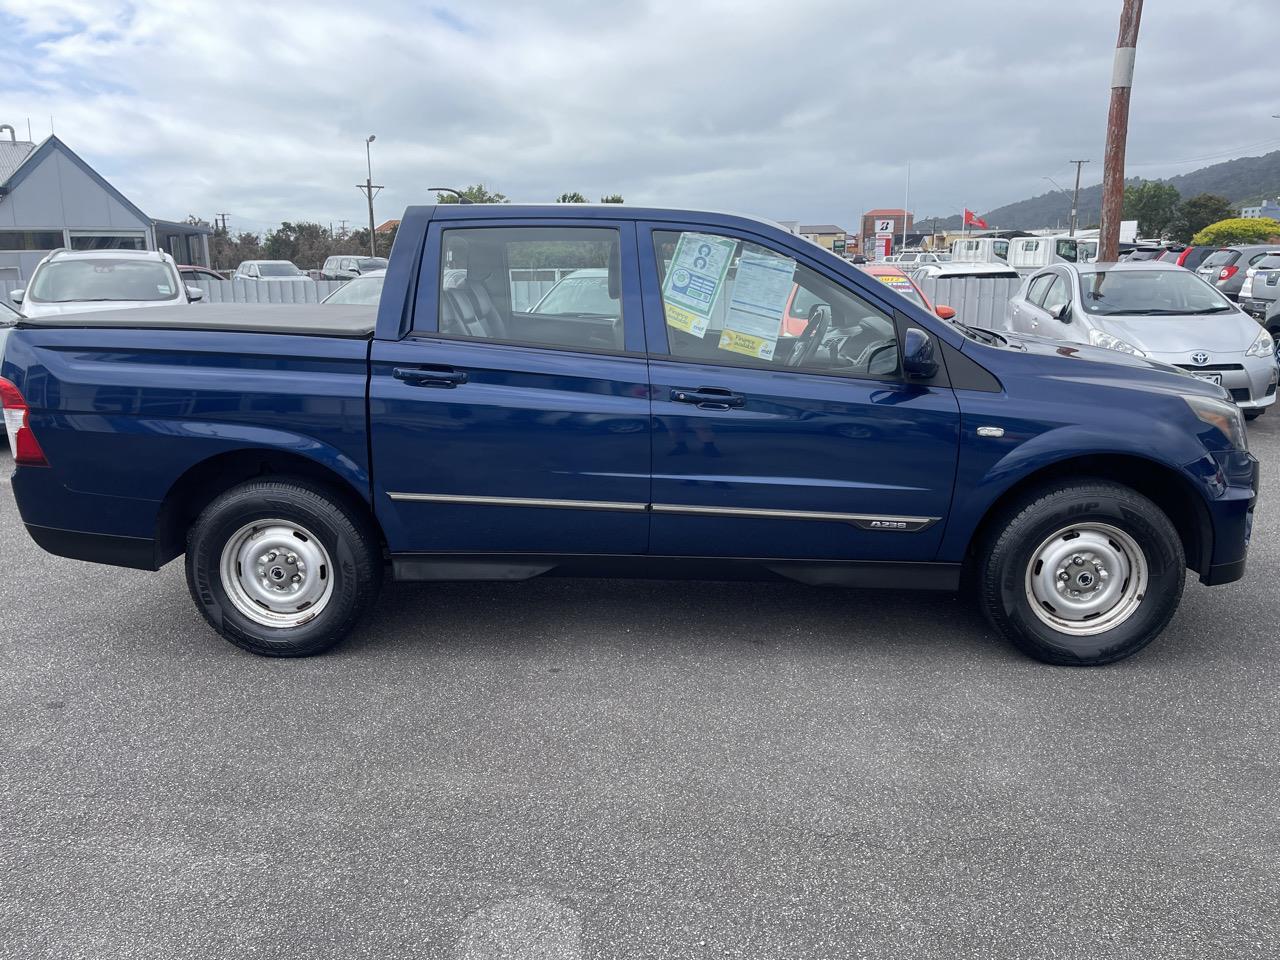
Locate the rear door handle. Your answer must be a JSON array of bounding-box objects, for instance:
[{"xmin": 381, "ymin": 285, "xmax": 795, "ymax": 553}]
[
  {"xmin": 671, "ymin": 386, "xmax": 745, "ymax": 410},
  {"xmin": 393, "ymin": 366, "xmax": 468, "ymax": 388}
]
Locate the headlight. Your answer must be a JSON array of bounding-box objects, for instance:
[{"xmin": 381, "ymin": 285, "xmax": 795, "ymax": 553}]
[
  {"xmin": 1088, "ymin": 329, "xmax": 1147, "ymax": 356},
  {"xmin": 1183, "ymin": 394, "xmax": 1248, "ymax": 450},
  {"xmin": 1244, "ymin": 328, "xmax": 1274, "ymax": 358}
]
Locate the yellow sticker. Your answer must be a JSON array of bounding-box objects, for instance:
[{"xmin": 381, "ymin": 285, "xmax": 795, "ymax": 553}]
[
  {"xmin": 718, "ymin": 329, "xmax": 775, "ymax": 360},
  {"xmin": 665, "ymin": 303, "xmax": 708, "ymax": 336}
]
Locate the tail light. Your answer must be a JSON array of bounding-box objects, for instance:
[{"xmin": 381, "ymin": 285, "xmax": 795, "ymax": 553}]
[
  {"xmin": 1176, "ymin": 248, "xmax": 1191, "ymax": 267},
  {"xmin": 1218, "ymin": 265, "xmax": 1238, "ymax": 282},
  {"xmin": 0, "ymin": 377, "xmax": 49, "ymax": 466}
]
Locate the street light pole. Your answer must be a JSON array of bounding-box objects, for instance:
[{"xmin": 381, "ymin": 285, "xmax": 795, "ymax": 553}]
[
  {"xmin": 1099, "ymin": 0, "xmax": 1143, "ymax": 261},
  {"xmin": 1067, "ymin": 159, "xmax": 1090, "ymax": 236},
  {"xmin": 357, "ymin": 135, "xmax": 383, "ymax": 259}
]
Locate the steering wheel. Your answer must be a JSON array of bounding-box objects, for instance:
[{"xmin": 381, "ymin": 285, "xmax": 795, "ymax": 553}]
[{"xmin": 787, "ymin": 304, "xmax": 831, "ymax": 367}]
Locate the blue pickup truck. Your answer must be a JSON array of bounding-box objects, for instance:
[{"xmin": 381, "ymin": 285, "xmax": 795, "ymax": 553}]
[{"xmin": 0, "ymin": 204, "xmax": 1259, "ymax": 664}]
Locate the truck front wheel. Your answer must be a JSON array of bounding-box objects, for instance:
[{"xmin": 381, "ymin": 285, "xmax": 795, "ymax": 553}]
[
  {"xmin": 185, "ymin": 479, "xmax": 381, "ymax": 656},
  {"xmin": 978, "ymin": 480, "xmax": 1185, "ymax": 666}
]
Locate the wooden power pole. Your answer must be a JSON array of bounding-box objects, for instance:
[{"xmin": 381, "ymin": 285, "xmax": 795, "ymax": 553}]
[{"xmin": 1099, "ymin": 0, "xmax": 1143, "ymax": 261}]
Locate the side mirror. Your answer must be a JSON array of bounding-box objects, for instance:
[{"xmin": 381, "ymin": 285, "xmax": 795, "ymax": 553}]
[
  {"xmin": 935, "ymin": 304, "xmax": 957, "ymax": 320},
  {"xmin": 9, "ymin": 288, "xmax": 24, "ymax": 304},
  {"xmin": 1055, "ymin": 303, "xmax": 1072, "ymax": 323},
  {"xmin": 902, "ymin": 328, "xmax": 938, "ymax": 378},
  {"xmin": 185, "ymin": 285, "xmax": 204, "ymax": 301}
]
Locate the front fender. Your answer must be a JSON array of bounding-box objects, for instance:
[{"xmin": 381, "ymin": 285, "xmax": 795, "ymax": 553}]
[{"xmin": 937, "ymin": 403, "xmax": 1213, "ymax": 563}]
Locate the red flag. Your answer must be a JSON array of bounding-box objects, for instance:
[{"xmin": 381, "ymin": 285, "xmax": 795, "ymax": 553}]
[{"xmin": 963, "ymin": 209, "xmax": 988, "ymax": 229}]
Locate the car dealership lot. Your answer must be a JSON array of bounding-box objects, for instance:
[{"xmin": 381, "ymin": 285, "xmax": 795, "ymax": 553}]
[{"xmin": 0, "ymin": 418, "xmax": 1276, "ymax": 960}]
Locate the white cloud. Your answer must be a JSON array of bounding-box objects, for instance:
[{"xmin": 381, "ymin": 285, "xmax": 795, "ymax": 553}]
[{"xmin": 2, "ymin": 0, "xmax": 1277, "ymax": 234}]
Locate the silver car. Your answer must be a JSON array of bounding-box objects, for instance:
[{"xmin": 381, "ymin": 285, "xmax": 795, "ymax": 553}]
[
  {"xmin": 1005, "ymin": 261, "xmax": 1277, "ymax": 420},
  {"xmin": 1195, "ymin": 245, "xmax": 1280, "ymax": 300}
]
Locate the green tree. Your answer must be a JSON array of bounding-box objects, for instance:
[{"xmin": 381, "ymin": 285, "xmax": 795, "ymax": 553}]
[
  {"xmin": 209, "ymin": 228, "xmax": 263, "ymax": 272},
  {"xmin": 1167, "ymin": 194, "xmax": 1235, "ymax": 244},
  {"xmin": 1191, "ymin": 217, "xmax": 1280, "ymax": 246},
  {"xmin": 600, "ymin": 194, "xmax": 624, "ymax": 204},
  {"xmin": 1122, "ymin": 181, "xmax": 1181, "ymax": 238},
  {"xmin": 436, "ymin": 184, "xmax": 507, "ymax": 204},
  {"xmin": 557, "ymin": 191, "xmax": 588, "ymax": 203}
]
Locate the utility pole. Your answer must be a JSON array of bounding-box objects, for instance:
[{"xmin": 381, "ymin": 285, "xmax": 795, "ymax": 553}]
[
  {"xmin": 338, "ymin": 219, "xmax": 348, "ymax": 238},
  {"xmin": 1068, "ymin": 159, "xmax": 1090, "ymax": 236},
  {"xmin": 1099, "ymin": 0, "xmax": 1143, "ymax": 261},
  {"xmin": 357, "ymin": 135, "xmax": 383, "ymax": 259},
  {"xmin": 216, "ymin": 213, "xmax": 230, "ymax": 233}
]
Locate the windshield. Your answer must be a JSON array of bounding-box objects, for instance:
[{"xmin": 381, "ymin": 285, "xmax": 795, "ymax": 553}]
[
  {"xmin": 532, "ymin": 273, "xmax": 618, "ymax": 316},
  {"xmin": 356, "ymin": 258, "xmax": 387, "ymax": 272},
  {"xmin": 323, "ymin": 274, "xmax": 384, "ymax": 305},
  {"xmin": 1253, "ymin": 254, "xmax": 1280, "ymax": 270},
  {"xmin": 29, "ymin": 258, "xmax": 179, "ymax": 303},
  {"xmin": 1080, "ymin": 269, "xmax": 1235, "ymax": 316},
  {"xmin": 258, "ymin": 262, "xmax": 303, "ymax": 277}
]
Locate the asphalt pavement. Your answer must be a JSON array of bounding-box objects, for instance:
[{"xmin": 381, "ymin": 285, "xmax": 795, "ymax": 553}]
[{"xmin": 1, "ymin": 415, "xmax": 1277, "ymax": 960}]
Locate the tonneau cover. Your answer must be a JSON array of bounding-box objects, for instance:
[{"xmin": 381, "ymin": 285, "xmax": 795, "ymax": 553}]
[{"xmin": 16, "ymin": 303, "xmax": 377, "ymax": 338}]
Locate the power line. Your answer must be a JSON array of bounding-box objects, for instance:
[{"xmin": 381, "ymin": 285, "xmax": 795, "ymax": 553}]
[{"xmin": 1127, "ymin": 137, "xmax": 1280, "ymax": 168}]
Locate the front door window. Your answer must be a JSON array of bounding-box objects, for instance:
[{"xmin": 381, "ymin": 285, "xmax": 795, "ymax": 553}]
[{"xmin": 652, "ymin": 230, "xmax": 899, "ymax": 380}]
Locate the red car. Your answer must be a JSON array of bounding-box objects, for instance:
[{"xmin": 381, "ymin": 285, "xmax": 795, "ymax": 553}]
[{"xmin": 781, "ymin": 264, "xmax": 955, "ymax": 336}]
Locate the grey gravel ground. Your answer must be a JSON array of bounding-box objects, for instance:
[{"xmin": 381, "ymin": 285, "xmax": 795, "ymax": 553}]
[{"xmin": 0, "ymin": 416, "xmax": 1277, "ymax": 960}]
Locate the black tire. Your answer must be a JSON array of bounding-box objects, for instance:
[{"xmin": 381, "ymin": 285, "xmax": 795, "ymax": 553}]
[
  {"xmin": 978, "ymin": 480, "xmax": 1184, "ymax": 666},
  {"xmin": 185, "ymin": 479, "xmax": 381, "ymax": 657},
  {"xmin": 1244, "ymin": 408, "xmax": 1264, "ymax": 421}
]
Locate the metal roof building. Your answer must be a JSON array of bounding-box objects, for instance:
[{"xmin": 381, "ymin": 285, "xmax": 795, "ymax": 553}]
[{"xmin": 0, "ymin": 124, "xmax": 210, "ymax": 294}]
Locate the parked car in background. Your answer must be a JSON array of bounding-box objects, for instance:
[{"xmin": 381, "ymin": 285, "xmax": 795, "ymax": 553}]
[
  {"xmin": 321, "ymin": 255, "xmax": 388, "ymax": 281},
  {"xmin": 233, "ymin": 260, "xmax": 309, "ymax": 282},
  {"xmin": 179, "ymin": 265, "xmax": 226, "ymax": 283},
  {"xmin": 857, "ymin": 264, "xmax": 957, "ymax": 320},
  {"xmin": 1123, "ymin": 245, "xmax": 1166, "ymax": 262},
  {"xmin": 1196, "ymin": 245, "xmax": 1280, "ymax": 300},
  {"xmin": 1008, "ymin": 235, "xmax": 1090, "ymax": 274},
  {"xmin": 911, "ymin": 262, "xmax": 1020, "ymax": 281},
  {"xmin": 951, "ymin": 237, "xmax": 1010, "ymax": 263},
  {"xmin": 10, "ymin": 249, "xmax": 201, "ymax": 318},
  {"xmin": 1004, "ymin": 261, "xmax": 1276, "ymax": 419},
  {"xmin": 1156, "ymin": 245, "xmax": 1215, "ymax": 271},
  {"xmin": 0, "ymin": 201, "xmax": 1259, "ymax": 666},
  {"xmin": 893, "ymin": 251, "xmax": 948, "ymax": 269},
  {"xmin": 321, "ymin": 270, "xmax": 386, "ymax": 305},
  {"xmin": 1239, "ymin": 252, "xmax": 1280, "ymax": 324}
]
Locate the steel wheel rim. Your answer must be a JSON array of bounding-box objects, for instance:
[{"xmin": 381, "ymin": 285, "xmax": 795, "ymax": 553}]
[
  {"xmin": 1024, "ymin": 522, "xmax": 1148, "ymax": 637},
  {"xmin": 218, "ymin": 519, "xmax": 334, "ymax": 628}
]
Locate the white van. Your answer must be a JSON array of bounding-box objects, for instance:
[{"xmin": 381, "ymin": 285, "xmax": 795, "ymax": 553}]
[
  {"xmin": 950, "ymin": 237, "xmax": 1010, "ymax": 264},
  {"xmin": 1007, "ymin": 235, "xmax": 1091, "ymax": 275}
]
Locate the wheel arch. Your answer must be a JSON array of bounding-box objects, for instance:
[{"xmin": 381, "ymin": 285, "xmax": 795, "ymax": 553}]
[
  {"xmin": 962, "ymin": 453, "xmax": 1213, "ymax": 578},
  {"xmin": 154, "ymin": 448, "xmax": 384, "ymax": 566}
]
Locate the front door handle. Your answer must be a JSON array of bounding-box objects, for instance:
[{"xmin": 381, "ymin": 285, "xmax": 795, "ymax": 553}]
[
  {"xmin": 671, "ymin": 386, "xmax": 745, "ymax": 410},
  {"xmin": 393, "ymin": 366, "xmax": 469, "ymax": 388}
]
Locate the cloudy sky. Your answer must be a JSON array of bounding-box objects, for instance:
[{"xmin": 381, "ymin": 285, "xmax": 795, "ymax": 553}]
[{"xmin": 2, "ymin": 0, "xmax": 1278, "ymax": 234}]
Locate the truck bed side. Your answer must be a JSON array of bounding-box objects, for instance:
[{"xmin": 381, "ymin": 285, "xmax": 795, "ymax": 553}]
[{"xmin": 2, "ymin": 325, "xmax": 371, "ymax": 569}]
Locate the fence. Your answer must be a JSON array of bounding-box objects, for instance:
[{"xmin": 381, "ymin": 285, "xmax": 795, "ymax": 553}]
[
  {"xmin": 191, "ymin": 279, "xmax": 346, "ymax": 303},
  {"xmin": 189, "ymin": 273, "xmax": 1022, "ymax": 332},
  {"xmin": 914, "ymin": 277, "xmax": 1021, "ymax": 330}
]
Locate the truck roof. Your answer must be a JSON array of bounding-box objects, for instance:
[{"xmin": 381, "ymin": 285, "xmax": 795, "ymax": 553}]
[{"xmin": 15, "ymin": 303, "xmax": 376, "ymax": 338}]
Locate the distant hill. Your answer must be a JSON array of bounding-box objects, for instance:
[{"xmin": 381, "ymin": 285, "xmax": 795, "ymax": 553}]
[{"xmin": 925, "ymin": 149, "xmax": 1280, "ymax": 231}]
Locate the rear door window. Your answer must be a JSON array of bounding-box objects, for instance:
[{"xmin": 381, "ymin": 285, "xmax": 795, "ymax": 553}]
[{"xmin": 434, "ymin": 226, "xmax": 625, "ymax": 353}]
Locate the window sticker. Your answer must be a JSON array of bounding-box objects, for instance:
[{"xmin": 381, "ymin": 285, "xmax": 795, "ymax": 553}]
[
  {"xmin": 717, "ymin": 251, "xmax": 796, "ymax": 360},
  {"xmin": 875, "ymin": 274, "xmax": 914, "ymax": 292},
  {"xmin": 661, "ymin": 232, "xmax": 736, "ymax": 337}
]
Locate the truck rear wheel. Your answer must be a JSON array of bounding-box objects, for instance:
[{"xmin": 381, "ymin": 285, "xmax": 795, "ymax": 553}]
[
  {"xmin": 185, "ymin": 479, "xmax": 381, "ymax": 657},
  {"xmin": 978, "ymin": 480, "xmax": 1185, "ymax": 666}
]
